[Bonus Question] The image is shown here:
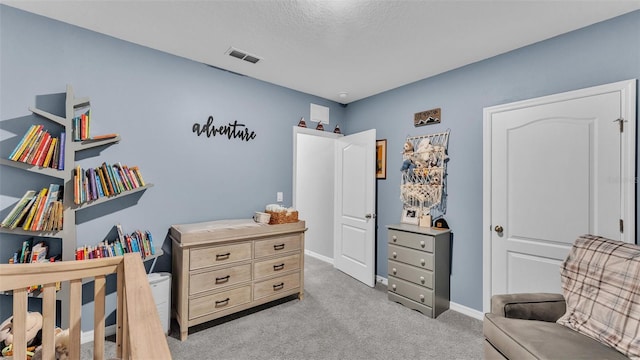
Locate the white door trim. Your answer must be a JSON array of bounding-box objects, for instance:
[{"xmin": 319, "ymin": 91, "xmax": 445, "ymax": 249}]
[{"xmin": 482, "ymin": 79, "xmax": 637, "ymax": 312}]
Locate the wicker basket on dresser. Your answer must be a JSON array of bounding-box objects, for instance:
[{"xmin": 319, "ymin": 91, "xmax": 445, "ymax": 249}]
[
  {"xmin": 170, "ymin": 219, "xmax": 306, "ymax": 341},
  {"xmin": 387, "ymin": 223, "xmax": 451, "ymax": 318}
]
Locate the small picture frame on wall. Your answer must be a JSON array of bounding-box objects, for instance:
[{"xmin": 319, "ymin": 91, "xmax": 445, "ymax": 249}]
[
  {"xmin": 401, "ymin": 206, "xmax": 420, "ymax": 225},
  {"xmin": 376, "ymin": 139, "xmax": 387, "ymax": 179},
  {"xmin": 414, "ymin": 108, "xmax": 441, "ymax": 127}
]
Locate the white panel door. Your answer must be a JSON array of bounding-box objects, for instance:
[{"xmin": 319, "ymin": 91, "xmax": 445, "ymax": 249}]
[
  {"xmin": 334, "ymin": 129, "xmax": 376, "ymax": 287},
  {"xmin": 483, "ymin": 80, "xmax": 636, "ymax": 311}
]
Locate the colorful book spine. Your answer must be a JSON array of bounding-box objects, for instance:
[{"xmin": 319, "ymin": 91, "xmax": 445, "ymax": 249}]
[
  {"xmin": 8, "ymin": 125, "xmax": 37, "ymax": 160},
  {"xmin": 58, "ymin": 132, "xmax": 66, "ymax": 170}
]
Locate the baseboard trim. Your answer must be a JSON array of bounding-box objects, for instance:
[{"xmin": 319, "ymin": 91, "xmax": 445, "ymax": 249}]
[
  {"xmin": 449, "ymin": 301, "xmax": 484, "ymax": 320},
  {"xmin": 304, "ymin": 249, "xmax": 334, "ymax": 265},
  {"xmin": 376, "ymin": 275, "xmax": 388, "ymax": 285},
  {"xmin": 373, "ymin": 275, "xmax": 484, "ymax": 320}
]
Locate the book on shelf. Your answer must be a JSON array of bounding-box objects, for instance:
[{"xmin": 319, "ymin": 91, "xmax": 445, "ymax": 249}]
[
  {"xmin": 9, "ymin": 195, "xmax": 38, "ymax": 230},
  {"xmin": 32, "ymin": 132, "xmax": 52, "ymax": 166},
  {"xmin": 73, "ymin": 162, "xmax": 148, "ymax": 204},
  {"xmin": 58, "ymin": 132, "xmax": 65, "ymax": 170},
  {"xmin": 42, "ymin": 137, "xmax": 57, "ymax": 168},
  {"xmin": 0, "ymin": 190, "xmax": 36, "ymax": 228},
  {"xmin": 19, "ymin": 128, "xmax": 45, "ymax": 163},
  {"xmin": 76, "ymin": 227, "xmax": 154, "ymax": 261},
  {"xmin": 8, "ymin": 124, "xmax": 39, "ymax": 161},
  {"xmin": 22, "ymin": 188, "xmax": 47, "ymax": 230},
  {"xmin": 89, "ymin": 133, "xmax": 118, "ymax": 141},
  {"xmin": 73, "ymin": 109, "xmax": 91, "ymax": 141},
  {"xmin": 7, "ymin": 125, "xmax": 66, "ymax": 170},
  {"xmin": 30, "ymin": 242, "xmax": 48, "ymax": 263}
]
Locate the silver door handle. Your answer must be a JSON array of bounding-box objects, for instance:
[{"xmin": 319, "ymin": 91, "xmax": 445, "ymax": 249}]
[{"xmin": 365, "ymin": 213, "xmax": 376, "ymax": 219}]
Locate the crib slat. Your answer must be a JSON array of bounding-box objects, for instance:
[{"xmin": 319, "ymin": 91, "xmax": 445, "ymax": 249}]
[
  {"xmin": 41, "ymin": 283, "xmax": 57, "ymax": 359},
  {"xmin": 94, "ymin": 275, "xmax": 106, "ymax": 360},
  {"xmin": 12, "ymin": 289, "xmax": 27, "ymax": 360},
  {"xmin": 69, "ymin": 279, "xmax": 82, "ymax": 360},
  {"xmin": 116, "ymin": 262, "xmax": 124, "ymax": 359}
]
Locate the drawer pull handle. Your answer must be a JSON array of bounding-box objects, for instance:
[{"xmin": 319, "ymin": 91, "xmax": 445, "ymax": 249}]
[
  {"xmin": 215, "ymin": 275, "xmax": 230, "ymax": 284},
  {"xmin": 216, "ymin": 253, "xmax": 231, "ymax": 260},
  {"xmin": 420, "ymin": 276, "xmax": 425, "ymax": 283},
  {"xmin": 273, "ymin": 244, "xmax": 286, "ymax": 251},
  {"xmin": 215, "ymin": 298, "xmax": 230, "ymax": 306},
  {"xmin": 420, "ymin": 259, "xmax": 425, "ymax": 266},
  {"xmin": 273, "ymin": 282, "xmax": 285, "ymax": 291},
  {"xmin": 420, "ymin": 294, "xmax": 425, "ymax": 302},
  {"xmin": 392, "ymin": 235, "xmax": 397, "ymax": 242},
  {"xmin": 420, "ymin": 240, "xmax": 425, "ymax": 247},
  {"xmin": 273, "ymin": 263, "xmax": 285, "ymax": 271},
  {"xmin": 391, "ymin": 284, "xmax": 397, "ymax": 291},
  {"xmin": 392, "ymin": 268, "xmax": 397, "ymax": 275},
  {"xmin": 392, "ymin": 252, "xmax": 397, "ymax": 258}
]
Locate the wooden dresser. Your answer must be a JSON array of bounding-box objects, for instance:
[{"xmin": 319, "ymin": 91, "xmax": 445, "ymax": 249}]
[
  {"xmin": 387, "ymin": 223, "xmax": 451, "ymax": 318},
  {"xmin": 170, "ymin": 219, "xmax": 306, "ymax": 341}
]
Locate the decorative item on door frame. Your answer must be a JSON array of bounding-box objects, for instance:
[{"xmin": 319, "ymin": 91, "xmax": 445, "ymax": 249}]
[
  {"xmin": 376, "ymin": 139, "xmax": 387, "ymax": 179},
  {"xmin": 414, "ymin": 108, "xmax": 441, "ymax": 127},
  {"xmin": 401, "ymin": 206, "xmax": 420, "ymax": 225}
]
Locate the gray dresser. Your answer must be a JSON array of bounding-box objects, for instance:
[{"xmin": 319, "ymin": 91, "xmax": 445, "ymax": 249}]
[{"xmin": 387, "ymin": 223, "xmax": 451, "ymax": 318}]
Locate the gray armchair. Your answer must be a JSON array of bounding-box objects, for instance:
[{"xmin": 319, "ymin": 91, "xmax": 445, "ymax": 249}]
[{"xmin": 483, "ymin": 293, "xmax": 629, "ymax": 359}]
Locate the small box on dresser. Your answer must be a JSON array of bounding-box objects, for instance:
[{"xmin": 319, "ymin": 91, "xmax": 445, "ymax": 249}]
[
  {"xmin": 170, "ymin": 219, "xmax": 306, "ymax": 341},
  {"xmin": 387, "ymin": 223, "xmax": 451, "ymax": 318}
]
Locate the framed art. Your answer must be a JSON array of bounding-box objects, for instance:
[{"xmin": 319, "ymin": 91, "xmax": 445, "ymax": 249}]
[
  {"xmin": 414, "ymin": 107, "xmax": 441, "ymax": 127},
  {"xmin": 376, "ymin": 139, "xmax": 387, "ymax": 179},
  {"xmin": 401, "ymin": 206, "xmax": 420, "ymax": 225}
]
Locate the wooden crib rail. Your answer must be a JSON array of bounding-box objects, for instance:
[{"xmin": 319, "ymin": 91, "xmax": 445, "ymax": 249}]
[{"xmin": 0, "ymin": 253, "xmax": 171, "ymax": 359}]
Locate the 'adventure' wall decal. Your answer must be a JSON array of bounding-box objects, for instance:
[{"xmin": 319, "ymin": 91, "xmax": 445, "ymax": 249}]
[{"xmin": 192, "ymin": 116, "xmax": 257, "ymax": 142}]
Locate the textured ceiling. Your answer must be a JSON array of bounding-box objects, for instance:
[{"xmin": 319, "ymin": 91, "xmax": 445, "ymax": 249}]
[{"xmin": 3, "ymin": 1, "xmax": 640, "ymax": 103}]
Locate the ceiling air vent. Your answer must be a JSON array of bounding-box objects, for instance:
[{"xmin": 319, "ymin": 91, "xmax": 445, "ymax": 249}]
[{"xmin": 226, "ymin": 47, "xmax": 261, "ymax": 64}]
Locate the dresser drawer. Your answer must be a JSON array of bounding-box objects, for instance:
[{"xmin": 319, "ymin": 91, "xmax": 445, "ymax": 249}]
[
  {"xmin": 254, "ymin": 253, "xmax": 300, "ymax": 280},
  {"xmin": 189, "ymin": 263, "xmax": 252, "ymax": 296},
  {"xmin": 388, "ymin": 244, "xmax": 434, "ymax": 270},
  {"xmin": 189, "ymin": 285, "xmax": 252, "ymax": 320},
  {"xmin": 253, "ymin": 272, "xmax": 300, "ymax": 300},
  {"xmin": 190, "ymin": 242, "xmax": 252, "ymax": 270},
  {"xmin": 388, "ymin": 230, "xmax": 434, "ymax": 252},
  {"xmin": 254, "ymin": 234, "xmax": 301, "ymax": 258},
  {"xmin": 388, "ymin": 276, "xmax": 433, "ymax": 307},
  {"xmin": 388, "ymin": 260, "xmax": 433, "ymax": 289}
]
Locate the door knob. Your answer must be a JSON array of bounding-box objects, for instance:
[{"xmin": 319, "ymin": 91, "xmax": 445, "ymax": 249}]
[
  {"xmin": 365, "ymin": 213, "xmax": 376, "ymax": 219},
  {"xmin": 495, "ymin": 225, "xmax": 504, "ymax": 233}
]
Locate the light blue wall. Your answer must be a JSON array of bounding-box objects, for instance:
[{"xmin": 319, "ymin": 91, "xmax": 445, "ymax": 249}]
[
  {"xmin": 1, "ymin": 5, "xmax": 638, "ymax": 322},
  {"xmin": 0, "ymin": 5, "xmax": 345, "ymax": 329},
  {"xmin": 344, "ymin": 10, "xmax": 640, "ymax": 311}
]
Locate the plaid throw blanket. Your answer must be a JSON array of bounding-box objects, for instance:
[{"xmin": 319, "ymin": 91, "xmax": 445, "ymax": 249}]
[{"xmin": 557, "ymin": 235, "xmax": 640, "ymax": 359}]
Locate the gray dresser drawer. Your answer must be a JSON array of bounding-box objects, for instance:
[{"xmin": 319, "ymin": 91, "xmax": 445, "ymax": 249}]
[
  {"xmin": 388, "ymin": 244, "xmax": 434, "ymax": 270},
  {"xmin": 388, "ymin": 260, "xmax": 433, "ymax": 289},
  {"xmin": 388, "ymin": 276, "xmax": 433, "ymax": 307},
  {"xmin": 388, "ymin": 292, "xmax": 433, "ymax": 317},
  {"xmin": 388, "ymin": 229, "xmax": 434, "ymax": 252}
]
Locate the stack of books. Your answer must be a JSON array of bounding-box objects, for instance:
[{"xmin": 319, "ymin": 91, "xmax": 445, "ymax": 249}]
[
  {"xmin": 76, "ymin": 225, "xmax": 155, "ymax": 260},
  {"xmin": 0, "ymin": 184, "xmax": 64, "ymax": 231},
  {"xmin": 9, "ymin": 240, "xmax": 51, "ymax": 264},
  {"xmin": 73, "ymin": 162, "xmax": 146, "ymax": 205},
  {"xmin": 8, "ymin": 125, "xmax": 65, "ymax": 170}
]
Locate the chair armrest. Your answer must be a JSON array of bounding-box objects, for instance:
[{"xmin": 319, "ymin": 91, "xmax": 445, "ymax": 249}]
[{"xmin": 490, "ymin": 293, "xmax": 566, "ymax": 322}]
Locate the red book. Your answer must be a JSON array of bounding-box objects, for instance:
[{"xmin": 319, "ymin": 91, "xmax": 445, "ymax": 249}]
[
  {"xmin": 34, "ymin": 133, "xmax": 52, "ymax": 166},
  {"xmin": 19, "ymin": 129, "xmax": 45, "ymax": 163}
]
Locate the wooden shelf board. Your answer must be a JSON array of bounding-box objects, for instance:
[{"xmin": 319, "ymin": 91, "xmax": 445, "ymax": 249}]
[{"xmin": 72, "ymin": 184, "xmax": 153, "ymax": 211}]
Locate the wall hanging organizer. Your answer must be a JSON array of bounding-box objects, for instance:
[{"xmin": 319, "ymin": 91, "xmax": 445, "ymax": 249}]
[{"xmin": 400, "ymin": 129, "xmax": 450, "ymax": 224}]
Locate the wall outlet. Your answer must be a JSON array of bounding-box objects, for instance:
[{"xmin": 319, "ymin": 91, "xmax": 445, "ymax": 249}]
[{"xmin": 277, "ymin": 192, "xmax": 283, "ymax": 202}]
